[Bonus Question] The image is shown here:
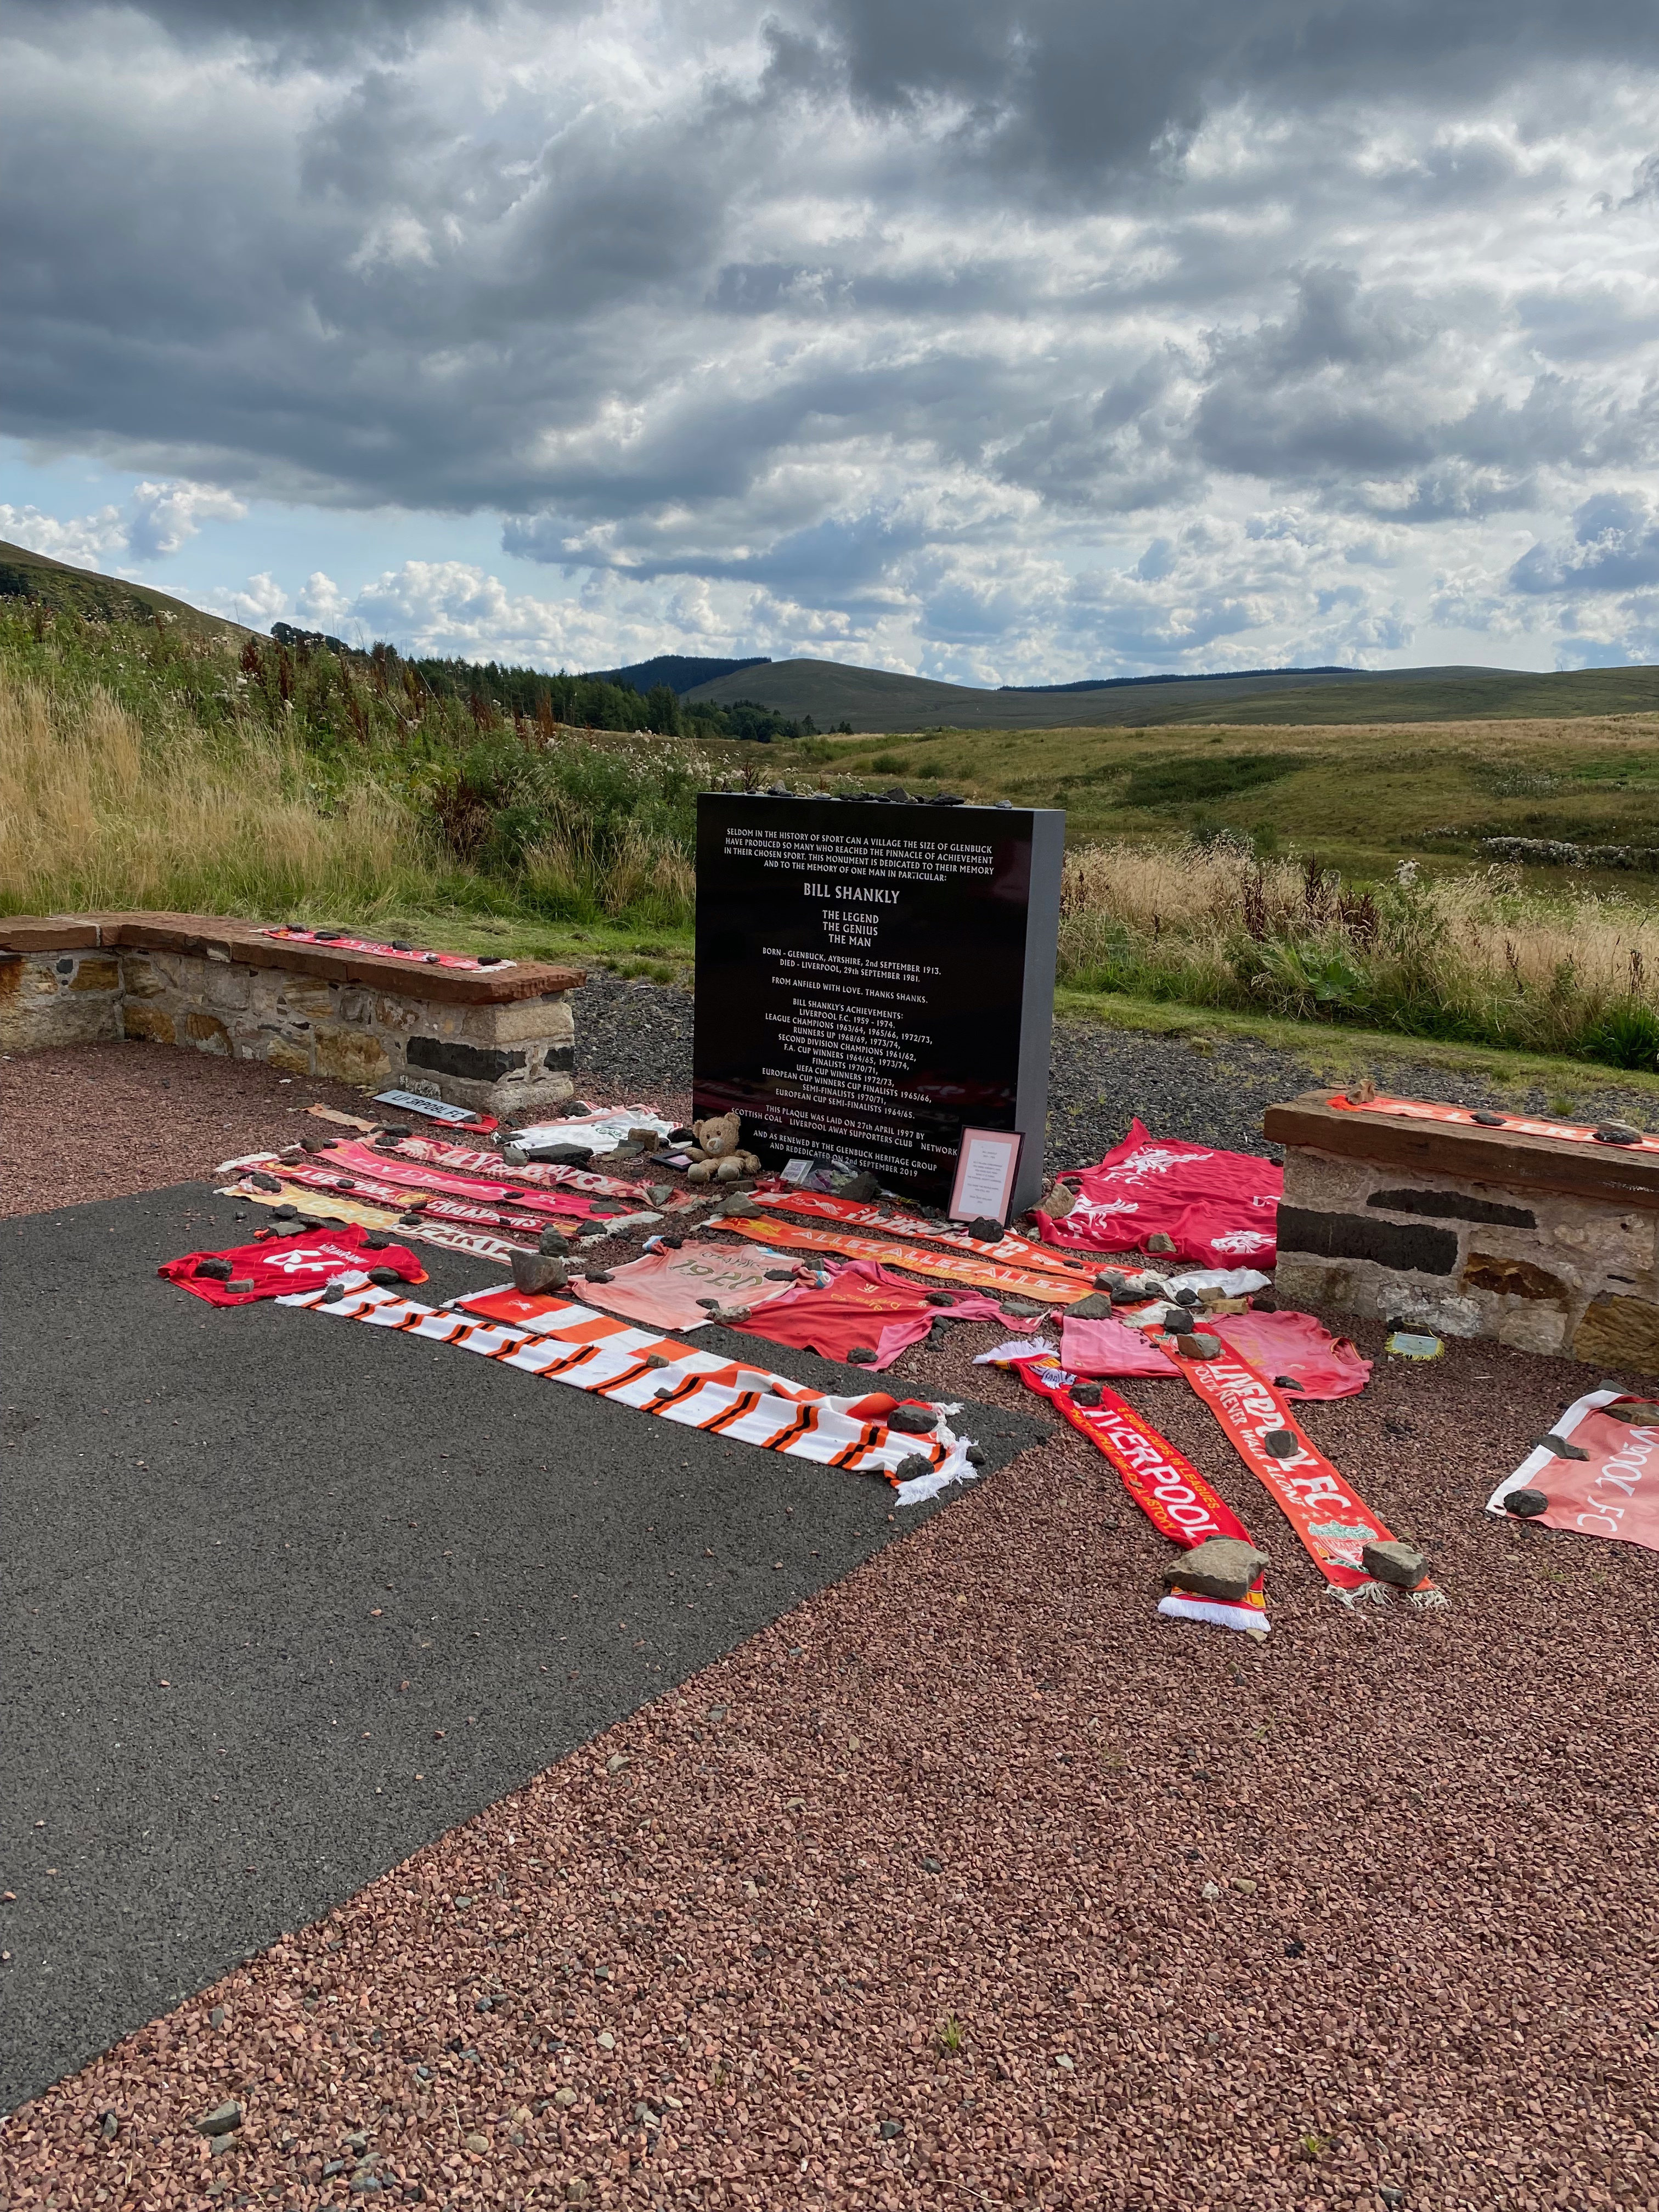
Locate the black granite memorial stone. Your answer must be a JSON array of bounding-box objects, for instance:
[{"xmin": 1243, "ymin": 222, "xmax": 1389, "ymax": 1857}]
[{"xmin": 692, "ymin": 794, "xmax": 1064, "ymax": 1211}]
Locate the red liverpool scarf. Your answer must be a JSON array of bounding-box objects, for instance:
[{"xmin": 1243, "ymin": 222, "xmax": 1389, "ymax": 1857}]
[{"xmin": 1012, "ymin": 1357, "xmax": 1268, "ymax": 1634}]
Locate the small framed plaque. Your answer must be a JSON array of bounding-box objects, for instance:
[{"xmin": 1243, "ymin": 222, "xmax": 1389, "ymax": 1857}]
[{"xmin": 949, "ymin": 1127, "xmax": 1024, "ymax": 1226}]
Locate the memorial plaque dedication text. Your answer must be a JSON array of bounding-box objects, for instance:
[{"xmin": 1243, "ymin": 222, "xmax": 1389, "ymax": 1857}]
[{"xmin": 693, "ymin": 795, "xmax": 1063, "ymax": 1207}]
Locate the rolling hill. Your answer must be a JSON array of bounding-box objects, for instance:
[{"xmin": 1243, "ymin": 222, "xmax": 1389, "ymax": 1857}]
[
  {"xmin": 684, "ymin": 654, "xmax": 1659, "ymax": 731},
  {"xmin": 0, "ymin": 537, "xmax": 254, "ymax": 642}
]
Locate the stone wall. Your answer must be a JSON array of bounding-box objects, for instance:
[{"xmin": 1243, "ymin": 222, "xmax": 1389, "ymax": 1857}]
[
  {"xmin": 0, "ymin": 916, "xmax": 584, "ymax": 1120},
  {"xmin": 0, "ymin": 945, "xmax": 125, "ymax": 1053},
  {"xmin": 1265, "ymin": 1094, "xmax": 1659, "ymax": 1375}
]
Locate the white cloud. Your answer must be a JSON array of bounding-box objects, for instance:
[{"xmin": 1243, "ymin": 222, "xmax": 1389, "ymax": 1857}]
[
  {"xmin": 205, "ymin": 570, "xmax": 290, "ymax": 625},
  {"xmin": 0, "ymin": 500, "xmax": 131, "ymax": 566},
  {"xmin": 1, "ymin": 479, "xmax": 245, "ymax": 570},
  {"xmin": 127, "ymin": 479, "xmax": 246, "ymax": 559}
]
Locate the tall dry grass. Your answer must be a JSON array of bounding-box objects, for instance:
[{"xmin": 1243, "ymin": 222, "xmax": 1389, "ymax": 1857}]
[
  {"xmin": 1059, "ymin": 841, "xmax": 1659, "ymax": 1066},
  {"xmin": 0, "ymin": 670, "xmax": 435, "ymax": 921}
]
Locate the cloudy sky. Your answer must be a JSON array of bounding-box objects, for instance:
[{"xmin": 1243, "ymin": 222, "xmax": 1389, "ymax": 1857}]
[{"xmin": 4, "ymin": 0, "xmax": 1659, "ymax": 681}]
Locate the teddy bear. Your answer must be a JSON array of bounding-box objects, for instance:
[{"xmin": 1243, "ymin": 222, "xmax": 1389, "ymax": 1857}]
[{"xmin": 681, "ymin": 1110, "xmax": 763, "ymax": 1182}]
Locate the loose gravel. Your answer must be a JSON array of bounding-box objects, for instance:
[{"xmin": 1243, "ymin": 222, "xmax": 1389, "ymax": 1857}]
[{"xmin": 5, "ymin": 1024, "xmax": 1659, "ymax": 2211}]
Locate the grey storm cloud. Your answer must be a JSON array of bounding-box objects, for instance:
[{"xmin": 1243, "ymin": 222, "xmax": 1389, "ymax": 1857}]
[{"xmin": 4, "ymin": 0, "xmax": 1659, "ymax": 671}]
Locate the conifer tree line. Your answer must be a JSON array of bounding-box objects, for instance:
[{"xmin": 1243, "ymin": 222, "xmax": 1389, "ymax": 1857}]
[{"xmin": 270, "ymin": 624, "xmax": 850, "ymax": 742}]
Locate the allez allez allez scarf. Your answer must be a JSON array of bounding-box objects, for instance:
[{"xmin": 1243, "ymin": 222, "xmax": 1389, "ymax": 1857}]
[
  {"xmin": 718, "ymin": 1214, "xmax": 1092, "ymax": 1304},
  {"xmin": 753, "ymin": 1190, "xmax": 1099, "ymax": 1284}
]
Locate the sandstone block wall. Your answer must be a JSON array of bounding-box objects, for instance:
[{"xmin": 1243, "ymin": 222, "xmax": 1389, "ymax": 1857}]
[
  {"xmin": 1266, "ymin": 1095, "xmax": 1659, "ymax": 1375},
  {"xmin": 0, "ymin": 919, "xmax": 583, "ymax": 1120}
]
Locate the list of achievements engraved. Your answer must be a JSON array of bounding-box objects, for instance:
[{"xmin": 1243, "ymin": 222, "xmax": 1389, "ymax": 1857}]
[{"xmin": 693, "ymin": 795, "xmax": 1064, "ymax": 1209}]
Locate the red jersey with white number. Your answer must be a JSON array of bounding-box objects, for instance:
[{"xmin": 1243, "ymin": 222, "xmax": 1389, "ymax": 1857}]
[{"xmin": 159, "ymin": 1223, "xmax": 426, "ymax": 1306}]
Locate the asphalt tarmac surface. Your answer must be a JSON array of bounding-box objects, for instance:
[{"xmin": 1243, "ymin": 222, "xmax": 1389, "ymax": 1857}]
[{"xmin": 0, "ymin": 1185, "xmax": 1042, "ymax": 2111}]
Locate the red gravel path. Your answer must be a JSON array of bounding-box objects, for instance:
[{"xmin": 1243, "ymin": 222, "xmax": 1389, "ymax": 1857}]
[{"xmin": 4, "ymin": 1046, "xmax": 1659, "ymax": 2211}]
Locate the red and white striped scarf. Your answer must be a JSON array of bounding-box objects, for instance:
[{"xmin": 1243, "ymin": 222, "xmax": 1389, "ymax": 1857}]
[{"xmin": 275, "ymin": 1278, "xmax": 978, "ymax": 1503}]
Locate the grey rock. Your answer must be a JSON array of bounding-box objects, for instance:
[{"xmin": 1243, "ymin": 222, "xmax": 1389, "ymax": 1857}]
[
  {"xmin": 1536, "ymin": 1434, "xmax": 1589, "ymax": 1460},
  {"xmin": 894, "ymin": 1453, "xmax": 934, "ymax": 1480},
  {"xmin": 585, "ymin": 1269, "xmax": 614, "ymax": 1284},
  {"xmin": 1260, "ymin": 1427, "xmax": 1298, "ymax": 1457},
  {"xmin": 959, "ymin": 1216, "xmax": 1004, "ymax": 1242},
  {"xmin": 764, "ymin": 1268, "xmax": 796, "ymax": 1279},
  {"xmin": 1593, "ymin": 1121, "xmax": 1643, "ymax": 1144},
  {"xmin": 1173, "ymin": 1288, "xmax": 1200, "ymax": 1307},
  {"xmin": 99, "ymin": 2112, "xmax": 118, "ymax": 2140},
  {"xmin": 195, "ymin": 2101, "xmax": 242, "ymax": 2137},
  {"xmin": 921, "ymin": 1854, "xmax": 942, "ymax": 1872},
  {"xmin": 225, "ymin": 1279, "xmax": 254, "ymax": 1294},
  {"xmin": 1000, "ymin": 1299, "xmax": 1044, "ymax": 1318},
  {"xmin": 847, "ymin": 1345, "xmax": 878, "ymax": 1363},
  {"xmin": 924, "ymin": 1290, "xmax": 957, "ymax": 1306},
  {"xmin": 1605, "ymin": 1400, "xmax": 1659, "ymax": 1423},
  {"xmin": 1362, "ymin": 1539, "xmax": 1429, "ymax": 1588},
  {"xmin": 964, "ymin": 1444, "xmax": 986, "ymax": 1466},
  {"xmin": 829, "ymin": 1170, "xmax": 881, "ymax": 1201},
  {"xmin": 366, "ymin": 1267, "xmax": 402, "ymax": 1288},
  {"xmin": 510, "ymin": 1251, "xmax": 567, "ymax": 1294},
  {"xmin": 644, "ymin": 1352, "xmax": 672, "ymax": 1368},
  {"xmin": 1064, "ymin": 1292, "xmax": 1116, "ymax": 1319},
  {"xmin": 1173, "ymin": 1332, "xmax": 1222, "ymax": 1359},
  {"xmin": 647, "ymin": 1184, "xmax": 674, "ymax": 1205},
  {"xmin": 1505, "ymin": 1487, "xmax": 1550, "ymax": 1516},
  {"xmin": 887, "ymin": 1404, "xmax": 937, "ymax": 1434},
  {"xmin": 879, "ymin": 2118, "xmax": 905, "ymax": 2138},
  {"xmin": 537, "ymin": 1225, "xmax": 571, "ymax": 1257},
  {"xmin": 718, "ymin": 1195, "xmax": 763, "ymax": 1218},
  {"xmin": 1161, "ymin": 1536, "xmax": 1268, "ymax": 1602},
  {"xmin": 1070, "ymin": 1382, "xmax": 1103, "ymax": 1408},
  {"xmin": 194, "ymin": 1257, "xmax": 233, "ymax": 1280},
  {"xmin": 320, "ymin": 1284, "xmax": 347, "ymax": 1304}
]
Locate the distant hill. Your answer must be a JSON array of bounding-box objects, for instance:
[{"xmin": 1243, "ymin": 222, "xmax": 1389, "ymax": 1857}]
[
  {"xmin": 0, "ymin": 537, "xmax": 253, "ymax": 642},
  {"xmin": 999, "ymin": 664, "xmax": 1358, "ymax": 694},
  {"xmin": 583, "ymin": 653, "xmax": 771, "ymax": 694},
  {"xmin": 682, "ymin": 654, "xmax": 1659, "ymax": 731}
]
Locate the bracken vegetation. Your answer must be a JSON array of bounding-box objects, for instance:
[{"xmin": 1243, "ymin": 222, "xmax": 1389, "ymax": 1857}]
[{"xmin": 0, "ymin": 603, "xmax": 709, "ymax": 938}]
